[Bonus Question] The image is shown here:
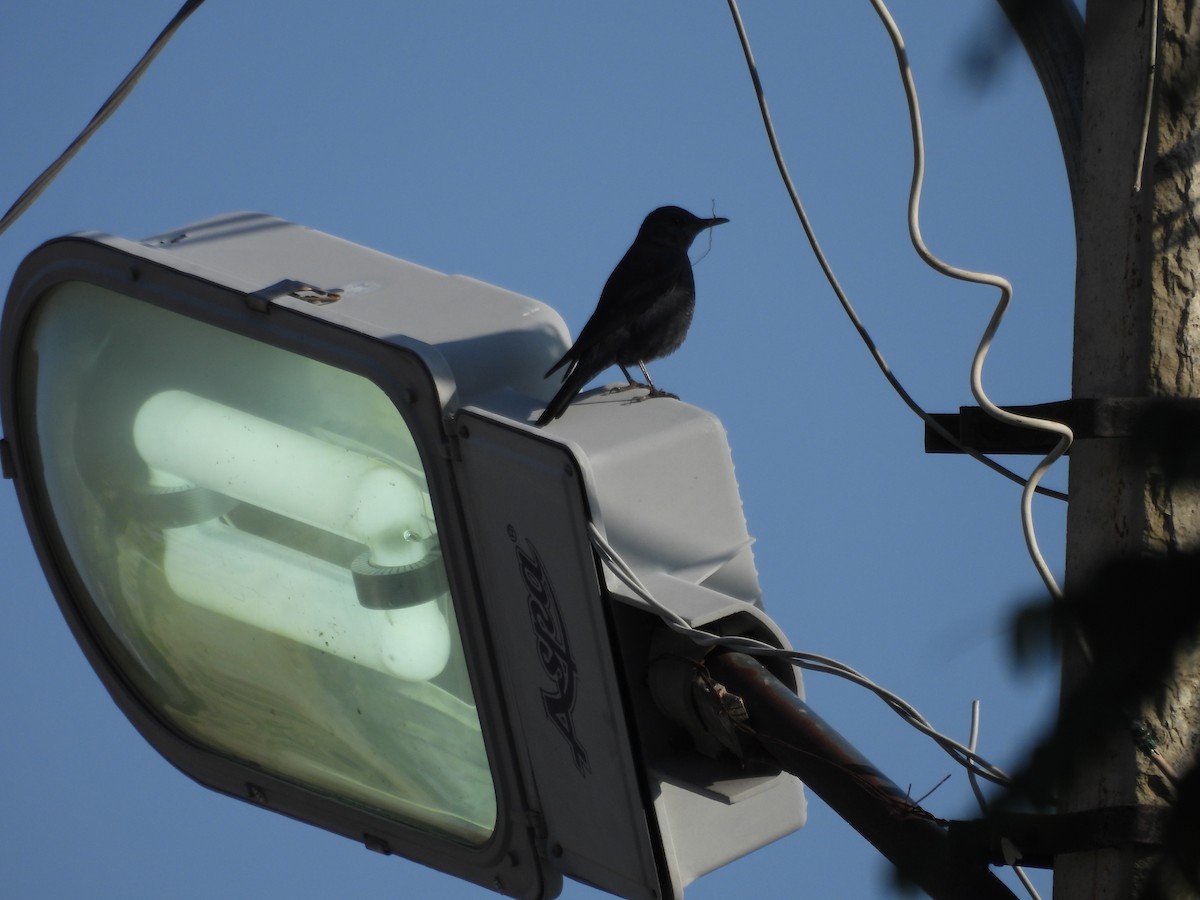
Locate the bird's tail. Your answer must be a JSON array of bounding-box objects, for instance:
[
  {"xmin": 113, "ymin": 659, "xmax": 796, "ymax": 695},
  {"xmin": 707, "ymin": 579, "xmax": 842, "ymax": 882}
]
[{"xmin": 535, "ymin": 364, "xmax": 591, "ymax": 426}]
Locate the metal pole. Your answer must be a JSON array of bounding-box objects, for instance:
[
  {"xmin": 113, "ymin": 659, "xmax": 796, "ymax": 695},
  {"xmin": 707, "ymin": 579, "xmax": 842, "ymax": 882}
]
[{"xmin": 705, "ymin": 650, "xmax": 1016, "ymax": 900}]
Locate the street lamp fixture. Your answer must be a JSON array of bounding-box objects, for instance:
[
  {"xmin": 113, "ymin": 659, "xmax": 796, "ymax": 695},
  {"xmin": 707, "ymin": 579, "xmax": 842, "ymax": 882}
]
[{"xmin": 0, "ymin": 212, "xmax": 804, "ymax": 899}]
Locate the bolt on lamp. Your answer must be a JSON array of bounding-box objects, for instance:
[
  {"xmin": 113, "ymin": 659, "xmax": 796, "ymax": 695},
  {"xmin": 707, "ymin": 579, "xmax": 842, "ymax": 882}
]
[{"xmin": 0, "ymin": 212, "xmax": 804, "ymax": 899}]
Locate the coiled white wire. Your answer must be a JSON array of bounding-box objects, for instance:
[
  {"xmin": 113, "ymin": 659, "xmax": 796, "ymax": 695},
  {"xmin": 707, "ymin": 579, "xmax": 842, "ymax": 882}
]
[{"xmin": 866, "ymin": 0, "xmax": 1072, "ymax": 601}]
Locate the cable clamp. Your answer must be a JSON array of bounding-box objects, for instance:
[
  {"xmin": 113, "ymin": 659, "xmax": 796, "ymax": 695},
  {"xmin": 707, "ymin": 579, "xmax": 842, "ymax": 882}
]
[
  {"xmin": 948, "ymin": 805, "xmax": 1170, "ymax": 869},
  {"xmin": 925, "ymin": 397, "xmax": 1200, "ymax": 455}
]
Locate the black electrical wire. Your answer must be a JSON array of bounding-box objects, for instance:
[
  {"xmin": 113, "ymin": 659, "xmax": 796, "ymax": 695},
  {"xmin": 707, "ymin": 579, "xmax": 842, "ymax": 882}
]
[{"xmin": 0, "ymin": 0, "xmax": 207, "ymax": 240}]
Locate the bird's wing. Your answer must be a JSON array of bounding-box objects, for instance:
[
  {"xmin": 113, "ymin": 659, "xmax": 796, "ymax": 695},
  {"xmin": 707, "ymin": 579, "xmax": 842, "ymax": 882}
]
[
  {"xmin": 584, "ymin": 246, "xmax": 690, "ymax": 331},
  {"xmin": 545, "ymin": 241, "xmax": 689, "ymax": 383},
  {"xmin": 544, "ymin": 346, "xmax": 576, "ymax": 379}
]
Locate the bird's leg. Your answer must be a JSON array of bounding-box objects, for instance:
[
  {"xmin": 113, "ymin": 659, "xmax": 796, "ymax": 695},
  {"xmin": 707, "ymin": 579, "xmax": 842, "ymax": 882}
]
[
  {"xmin": 639, "ymin": 362, "xmax": 678, "ymax": 400},
  {"xmin": 607, "ymin": 365, "xmax": 647, "ymax": 394}
]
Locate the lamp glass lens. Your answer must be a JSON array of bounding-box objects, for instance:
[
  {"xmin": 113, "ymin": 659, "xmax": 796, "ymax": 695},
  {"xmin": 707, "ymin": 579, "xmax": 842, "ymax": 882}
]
[{"xmin": 19, "ymin": 281, "xmax": 497, "ymax": 843}]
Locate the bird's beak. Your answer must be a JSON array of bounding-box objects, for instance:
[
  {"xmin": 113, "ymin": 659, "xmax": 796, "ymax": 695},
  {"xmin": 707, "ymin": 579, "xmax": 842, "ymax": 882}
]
[{"xmin": 706, "ymin": 217, "xmax": 730, "ymax": 228}]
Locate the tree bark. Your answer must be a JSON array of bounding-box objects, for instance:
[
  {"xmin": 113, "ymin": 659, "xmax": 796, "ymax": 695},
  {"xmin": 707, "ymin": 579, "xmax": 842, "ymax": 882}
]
[{"xmin": 1061, "ymin": 1, "xmax": 1200, "ymax": 897}]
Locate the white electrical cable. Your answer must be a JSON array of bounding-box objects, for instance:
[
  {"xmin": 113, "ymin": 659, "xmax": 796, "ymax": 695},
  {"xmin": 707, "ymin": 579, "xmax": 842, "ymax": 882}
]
[
  {"xmin": 968, "ymin": 700, "xmax": 1041, "ymax": 900},
  {"xmin": 723, "ymin": 0, "xmax": 1067, "ymax": 503},
  {"xmin": 587, "ymin": 522, "xmax": 1013, "ymax": 786},
  {"xmin": 1133, "ymin": 0, "xmax": 1160, "ymax": 195},
  {"xmin": 967, "ymin": 700, "xmax": 989, "ymax": 812},
  {"xmin": 865, "ymin": 0, "xmax": 1072, "ymax": 600}
]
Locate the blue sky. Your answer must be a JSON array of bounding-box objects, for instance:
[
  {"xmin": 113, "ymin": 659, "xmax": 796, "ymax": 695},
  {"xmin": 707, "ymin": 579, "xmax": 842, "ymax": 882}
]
[{"xmin": 0, "ymin": 3, "xmax": 1075, "ymax": 897}]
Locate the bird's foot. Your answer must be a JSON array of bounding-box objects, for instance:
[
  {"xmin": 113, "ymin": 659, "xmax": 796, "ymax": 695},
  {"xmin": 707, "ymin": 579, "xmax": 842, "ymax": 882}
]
[
  {"xmin": 607, "ymin": 382, "xmax": 647, "ymax": 395},
  {"xmin": 630, "ymin": 388, "xmax": 679, "ymax": 404}
]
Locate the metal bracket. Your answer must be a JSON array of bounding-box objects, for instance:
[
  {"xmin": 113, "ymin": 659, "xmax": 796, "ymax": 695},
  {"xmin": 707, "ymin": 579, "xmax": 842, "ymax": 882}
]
[
  {"xmin": 947, "ymin": 805, "xmax": 1171, "ymax": 869},
  {"xmin": 924, "ymin": 397, "xmax": 1200, "ymax": 456},
  {"xmin": 246, "ymin": 278, "xmax": 343, "ymax": 312}
]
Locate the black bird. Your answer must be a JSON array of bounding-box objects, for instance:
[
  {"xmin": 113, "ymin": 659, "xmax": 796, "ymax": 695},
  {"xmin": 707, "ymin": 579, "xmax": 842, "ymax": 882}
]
[{"xmin": 536, "ymin": 205, "xmax": 728, "ymax": 426}]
